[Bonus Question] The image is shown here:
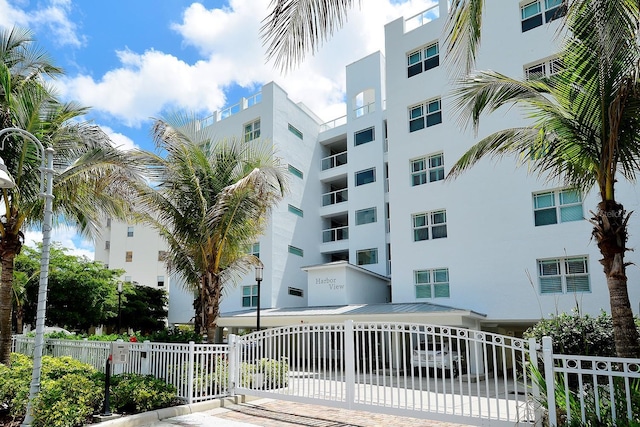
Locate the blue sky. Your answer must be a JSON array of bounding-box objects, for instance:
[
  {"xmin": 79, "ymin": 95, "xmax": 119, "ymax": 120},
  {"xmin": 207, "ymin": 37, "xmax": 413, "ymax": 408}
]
[{"xmin": 0, "ymin": 0, "xmax": 435, "ymax": 256}]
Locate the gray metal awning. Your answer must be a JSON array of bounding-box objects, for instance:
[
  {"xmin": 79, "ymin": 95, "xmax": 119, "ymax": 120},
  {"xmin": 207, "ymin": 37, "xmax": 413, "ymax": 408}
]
[{"xmin": 216, "ymin": 302, "xmax": 486, "ymax": 329}]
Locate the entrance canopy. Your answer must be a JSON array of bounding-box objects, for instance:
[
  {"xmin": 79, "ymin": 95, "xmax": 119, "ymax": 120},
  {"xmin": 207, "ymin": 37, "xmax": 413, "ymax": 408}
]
[{"xmin": 217, "ymin": 302, "xmax": 486, "ymax": 329}]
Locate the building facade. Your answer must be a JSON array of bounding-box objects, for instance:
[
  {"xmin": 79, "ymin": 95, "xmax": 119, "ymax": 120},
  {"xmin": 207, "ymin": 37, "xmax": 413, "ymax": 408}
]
[{"xmin": 95, "ymin": 0, "xmax": 640, "ymax": 338}]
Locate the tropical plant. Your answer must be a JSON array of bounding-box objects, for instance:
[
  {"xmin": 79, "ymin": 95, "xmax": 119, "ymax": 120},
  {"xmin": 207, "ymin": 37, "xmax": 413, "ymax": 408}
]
[
  {"xmin": 446, "ymin": 0, "xmax": 640, "ymax": 358},
  {"xmin": 0, "ymin": 26, "xmax": 147, "ymax": 364},
  {"xmin": 135, "ymin": 112, "xmax": 287, "ymax": 342}
]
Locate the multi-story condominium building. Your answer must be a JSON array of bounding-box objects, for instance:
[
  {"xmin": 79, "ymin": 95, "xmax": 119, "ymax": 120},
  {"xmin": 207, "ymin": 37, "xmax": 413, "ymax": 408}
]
[{"xmin": 95, "ymin": 0, "xmax": 640, "ymax": 340}]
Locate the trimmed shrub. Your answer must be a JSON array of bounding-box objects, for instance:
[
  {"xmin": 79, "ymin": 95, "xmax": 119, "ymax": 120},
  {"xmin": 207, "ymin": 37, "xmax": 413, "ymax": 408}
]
[
  {"xmin": 0, "ymin": 354, "xmax": 101, "ymax": 426},
  {"xmin": 31, "ymin": 373, "xmax": 102, "ymax": 427},
  {"xmin": 110, "ymin": 373, "xmax": 178, "ymax": 413},
  {"xmin": 0, "ymin": 353, "xmax": 32, "ymax": 419},
  {"xmin": 523, "ymin": 310, "xmax": 618, "ymax": 357}
]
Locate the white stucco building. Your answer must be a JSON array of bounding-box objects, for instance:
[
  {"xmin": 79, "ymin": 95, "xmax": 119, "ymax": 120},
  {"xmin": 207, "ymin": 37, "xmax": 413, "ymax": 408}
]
[{"xmin": 95, "ymin": 0, "xmax": 640, "ymax": 339}]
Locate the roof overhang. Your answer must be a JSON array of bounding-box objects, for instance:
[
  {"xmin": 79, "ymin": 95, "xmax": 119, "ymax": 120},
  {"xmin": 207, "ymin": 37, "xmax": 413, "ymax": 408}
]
[{"xmin": 217, "ymin": 302, "xmax": 486, "ymax": 329}]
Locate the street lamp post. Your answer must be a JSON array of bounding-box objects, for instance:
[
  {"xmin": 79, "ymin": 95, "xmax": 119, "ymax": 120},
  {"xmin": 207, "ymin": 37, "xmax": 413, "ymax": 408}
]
[
  {"xmin": 255, "ymin": 265, "xmax": 263, "ymax": 331},
  {"xmin": 117, "ymin": 281, "xmax": 123, "ymax": 333},
  {"xmin": 0, "ymin": 128, "xmax": 54, "ymax": 427}
]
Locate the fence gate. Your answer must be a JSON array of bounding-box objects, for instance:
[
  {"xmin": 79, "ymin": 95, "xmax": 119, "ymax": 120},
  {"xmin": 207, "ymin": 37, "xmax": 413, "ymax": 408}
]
[{"xmin": 229, "ymin": 320, "xmax": 540, "ymax": 426}]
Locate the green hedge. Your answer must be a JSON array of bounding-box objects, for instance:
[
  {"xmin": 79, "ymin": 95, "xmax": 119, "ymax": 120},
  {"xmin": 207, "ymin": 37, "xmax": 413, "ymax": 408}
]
[{"xmin": 0, "ymin": 353, "xmax": 178, "ymax": 426}]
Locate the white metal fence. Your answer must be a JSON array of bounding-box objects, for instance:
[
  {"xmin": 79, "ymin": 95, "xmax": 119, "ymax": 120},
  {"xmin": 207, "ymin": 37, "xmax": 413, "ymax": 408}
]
[
  {"xmin": 11, "ymin": 336, "xmax": 230, "ymax": 403},
  {"xmin": 11, "ymin": 322, "xmax": 640, "ymax": 426}
]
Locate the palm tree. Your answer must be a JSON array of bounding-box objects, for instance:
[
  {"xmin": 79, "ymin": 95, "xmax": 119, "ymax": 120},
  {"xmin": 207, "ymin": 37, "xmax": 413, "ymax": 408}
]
[
  {"xmin": 447, "ymin": 0, "xmax": 640, "ymax": 357},
  {"xmin": 0, "ymin": 28, "xmax": 147, "ymax": 364},
  {"xmin": 136, "ymin": 112, "xmax": 287, "ymax": 342}
]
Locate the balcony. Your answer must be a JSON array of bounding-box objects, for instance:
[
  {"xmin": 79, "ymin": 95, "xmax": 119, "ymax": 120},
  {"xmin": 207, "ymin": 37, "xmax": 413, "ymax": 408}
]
[
  {"xmin": 322, "ymin": 189, "xmax": 348, "ymax": 206},
  {"xmin": 322, "ymin": 151, "xmax": 347, "ymax": 171},
  {"xmin": 322, "ymin": 226, "xmax": 349, "ymax": 243},
  {"xmin": 354, "ymin": 102, "xmax": 376, "ymax": 118}
]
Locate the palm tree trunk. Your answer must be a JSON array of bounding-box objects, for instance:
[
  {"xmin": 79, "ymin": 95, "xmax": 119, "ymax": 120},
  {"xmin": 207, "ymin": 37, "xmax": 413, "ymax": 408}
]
[
  {"xmin": 15, "ymin": 307, "xmax": 23, "ymax": 334},
  {"xmin": 593, "ymin": 200, "xmax": 640, "ymax": 358},
  {"xmin": 204, "ymin": 274, "xmax": 221, "ymax": 344},
  {"xmin": 0, "ymin": 252, "xmax": 15, "ymax": 365}
]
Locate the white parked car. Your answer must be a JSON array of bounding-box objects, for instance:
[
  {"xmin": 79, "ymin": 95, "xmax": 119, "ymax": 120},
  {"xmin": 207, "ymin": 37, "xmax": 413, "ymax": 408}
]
[{"xmin": 411, "ymin": 341, "xmax": 462, "ymax": 377}]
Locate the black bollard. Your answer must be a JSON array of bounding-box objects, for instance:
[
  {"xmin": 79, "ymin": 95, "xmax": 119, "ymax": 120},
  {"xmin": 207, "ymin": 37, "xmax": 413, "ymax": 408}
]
[{"xmin": 102, "ymin": 354, "xmax": 113, "ymax": 416}]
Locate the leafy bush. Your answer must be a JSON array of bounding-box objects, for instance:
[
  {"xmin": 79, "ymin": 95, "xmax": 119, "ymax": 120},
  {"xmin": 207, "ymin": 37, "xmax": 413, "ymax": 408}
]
[
  {"xmin": 523, "ymin": 310, "xmax": 619, "ymax": 357},
  {"xmin": 0, "ymin": 354, "xmax": 101, "ymax": 426},
  {"xmin": 110, "ymin": 373, "xmax": 178, "ymax": 413},
  {"xmin": 0, "ymin": 353, "xmax": 32, "ymax": 419},
  {"xmin": 31, "ymin": 373, "xmax": 102, "ymax": 427},
  {"xmin": 1, "ymin": 354, "xmax": 179, "ymax": 426},
  {"xmin": 146, "ymin": 327, "xmax": 203, "ymax": 343},
  {"xmin": 260, "ymin": 358, "xmax": 289, "ymax": 389},
  {"xmin": 239, "ymin": 358, "xmax": 289, "ymax": 389}
]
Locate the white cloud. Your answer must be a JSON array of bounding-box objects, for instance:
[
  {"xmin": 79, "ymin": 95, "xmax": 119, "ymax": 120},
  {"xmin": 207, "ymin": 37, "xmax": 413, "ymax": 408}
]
[
  {"xmin": 101, "ymin": 125, "xmax": 139, "ymax": 151},
  {"xmin": 24, "ymin": 226, "xmax": 95, "ymax": 260},
  {"xmin": 53, "ymin": 0, "xmax": 437, "ymax": 125},
  {"xmin": 0, "ymin": 0, "xmax": 83, "ymax": 48}
]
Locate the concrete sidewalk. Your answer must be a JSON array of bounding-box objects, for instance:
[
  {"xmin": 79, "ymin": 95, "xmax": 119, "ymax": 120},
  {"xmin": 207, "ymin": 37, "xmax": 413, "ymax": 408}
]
[{"xmin": 96, "ymin": 397, "xmax": 474, "ymax": 427}]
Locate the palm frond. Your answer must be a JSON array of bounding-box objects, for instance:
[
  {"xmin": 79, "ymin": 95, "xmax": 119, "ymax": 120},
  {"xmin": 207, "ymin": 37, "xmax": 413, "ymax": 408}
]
[
  {"xmin": 444, "ymin": 0, "xmax": 484, "ymax": 75},
  {"xmin": 261, "ymin": 0, "xmax": 358, "ymax": 71}
]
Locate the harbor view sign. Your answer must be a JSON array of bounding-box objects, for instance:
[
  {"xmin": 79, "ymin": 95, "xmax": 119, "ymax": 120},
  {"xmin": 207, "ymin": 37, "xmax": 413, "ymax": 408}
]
[{"xmin": 316, "ymin": 277, "xmax": 344, "ymax": 290}]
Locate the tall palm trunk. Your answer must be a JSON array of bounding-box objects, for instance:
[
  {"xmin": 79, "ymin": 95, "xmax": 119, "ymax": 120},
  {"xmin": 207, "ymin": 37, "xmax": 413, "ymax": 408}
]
[
  {"xmin": 15, "ymin": 305, "xmax": 23, "ymax": 334},
  {"xmin": 0, "ymin": 236, "xmax": 20, "ymax": 365},
  {"xmin": 593, "ymin": 200, "xmax": 640, "ymax": 358},
  {"xmin": 204, "ymin": 273, "xmax": 222, "ymax": 344}
]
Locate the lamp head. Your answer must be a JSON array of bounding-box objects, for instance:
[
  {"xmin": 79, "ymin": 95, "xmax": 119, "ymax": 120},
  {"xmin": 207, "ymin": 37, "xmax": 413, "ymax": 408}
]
[
  {"xmin": 0, "ymin": 156, "xmax": 15, "ymax": 189},
  {"xmin": 255, "ymin": 265, "xmax": 264, "ymax": 281}
]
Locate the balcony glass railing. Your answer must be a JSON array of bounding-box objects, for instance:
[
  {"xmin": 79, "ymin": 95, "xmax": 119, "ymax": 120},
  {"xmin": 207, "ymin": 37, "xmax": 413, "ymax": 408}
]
[
  {"xmin": 322, "ymin": 226, "xmax": 349, "ymax": 243},
  {"xmin": 354, "ymin": 102, "xmax": 376, "ymax": 118},
  {"xmin": 322, "ymin": 189, "xmax": 348, "ymax": 206},
  {"xmin": 321, "ymin": 151, "xmax": 348, "ymax": 171},
  {"xmin": 320, "ymin": 115, "xmax": 347, "ymax": 131},
  {"xmin": 405, "ymin": 3, "xmax": 441, "ymax": 32}
]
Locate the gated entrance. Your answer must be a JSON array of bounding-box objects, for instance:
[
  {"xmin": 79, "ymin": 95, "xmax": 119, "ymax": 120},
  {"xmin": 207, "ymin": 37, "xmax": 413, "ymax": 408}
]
[{"xmin": 229, "ymin": 320, "xmax": 540, "ymax": 426}]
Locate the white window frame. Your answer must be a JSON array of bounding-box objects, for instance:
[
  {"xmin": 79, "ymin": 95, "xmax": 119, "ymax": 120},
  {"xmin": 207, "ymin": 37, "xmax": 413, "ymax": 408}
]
[
  {"xmin": 288, "ymin": 123, "xmax": 303, "ymax": 139},
  {"xmin": 525, "ymin": 56, "xmax": 562, "ymax": 79},
  {"xmin": 411, "ymin": 152, "xmax": 444, "ymax": 186},
  {"xmin": 355, "ymin": 168, "xmax": 376, "ymax": 186},
  {"xmin": 407, "ymin": 41, "xmax": 439, "ymax": 78},
  {"xmin": 355, "ymin": 207, "xmax": 377, "ymax": 225},
  {"xmin": 409, "ymin": 98, "xmax": 442, "ymax": 132},
  {"xmin": 415, "ymin": 268, "xmax": 450, "ymax": 299},
  {"xmin": 538, "ymin": 256, "xmax": 590, "ymax": 294},
  {"xmin": 288, "ymin": 204, "xmax": 304, "ymax": 217},
  {"xmin": 356, "ymin": 248, "xmax": 378, "ymax": 265},
  {"xmin": 242, "ymin": 285, "xmax": 258, "ymax": 307},
  {"xmin": 533, "ymin": 188, "xmax": 583, "ymax": 226},
  {"xmin": 244, "ymin": 119, "xmax": 261, "ymax": 142},
  {"xmin": 521, "ymin": 0, "xmax": 566, "ymax": 32},
  {"xmin": 288, "ymin": 164, "xmax": 303, "ymax": 179},
  {"xmin": 412, "ymin": 210, "xmax": 447, "ymax": 241},
  {"xmin": 248, "ymin": 242, "xmax": 260, "ymax": 259},
  {"xmin": 354, "ymin": 127, "xmax": 375, "ymax": 146}
]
